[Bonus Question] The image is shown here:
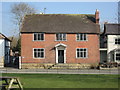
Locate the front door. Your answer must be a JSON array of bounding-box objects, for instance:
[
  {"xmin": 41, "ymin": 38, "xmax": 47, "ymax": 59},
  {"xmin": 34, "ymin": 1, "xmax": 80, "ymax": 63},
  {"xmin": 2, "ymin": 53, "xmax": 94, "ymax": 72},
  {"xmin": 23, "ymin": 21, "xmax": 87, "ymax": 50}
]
[{"xmin": 58, "ymin": 50, "xmax": 64, "ymax": 63}]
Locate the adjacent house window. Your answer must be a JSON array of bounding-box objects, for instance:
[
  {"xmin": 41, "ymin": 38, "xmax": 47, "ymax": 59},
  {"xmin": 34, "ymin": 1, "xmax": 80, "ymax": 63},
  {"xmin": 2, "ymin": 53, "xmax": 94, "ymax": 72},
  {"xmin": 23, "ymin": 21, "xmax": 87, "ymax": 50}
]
[
  {"xmin": 76, "ymin": 48, "xmax": 88, "ymax": 58},
  {"xmin": 115, "ymin": 52, "xmax": 120, "ymax": 61},
  {"xmin": 56, "ymin": 33, "xmax": 66, "ymax": 41},
  {"xmin": 33, "ymin": 48, "xmax": 45, "ymax": 58},
  {"xmin": 115, "ymin": 38, "xmax": 120, "ymax": 45},
  {"xmin": 76, "ymin": 34, "xmax": 87, "ymax": 41},
  {"xmin": 34, "ymin": 33, "xmax": 44, "ymax": 41}
]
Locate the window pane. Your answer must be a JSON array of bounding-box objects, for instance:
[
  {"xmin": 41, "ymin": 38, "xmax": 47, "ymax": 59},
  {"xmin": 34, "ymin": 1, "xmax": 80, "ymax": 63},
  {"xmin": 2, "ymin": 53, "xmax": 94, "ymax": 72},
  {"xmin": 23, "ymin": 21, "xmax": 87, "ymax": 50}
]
[
  {"xmin": 38, "ymin": 49, "xmax": 40, "ymax": 51},
  {"xmin": 80, "ymin": 52, "xmax": 83, "ymax": 57},
  {"xmin": 34, "ymin": 34, "xmax": 37, "ymax": 40},
  {"xmin": 84, "ymin": 52, "xmax": 86, "ymax": 57},
  {"xmin": 115, "ymin": 39, "xmax": 117, "ymax": 44},
  {"xmin": 60, "ymin": 34, "xmax": 62, "ymax": 40},
  {"xmin": 38, "ymin": 52, "xmax": 41, "ymax": 57},
  {"xmin": 80, "ymin": 49, "xmax": 83, "ymax": 51},
  {"xmin": 56, "ymin": 34, "xmax": 59, "ymax": 40},
  {"xmin": 40, "ymin": 49, "xmax": 44, "ymax": 51},
  {"xmin": 41, "ymin": 52, "xmax": 44, "ymax": 58},
  {"xmin": 77, "ymin": 49, "xmax": 79, "ymax": 51},
  {"xmin": 118, "ymin": 39, "xmax": 120, "ymax": 44},
  {"xmin": 77, "ymin": 34, "xmax": 79, "ymax": 40},
  {"xmin": 84, "ymin": 49, "xmax": 86, "ymax": 51},
  {"xmin": 116, "ymin": 53, "xmax": 120, "ymax": 60},
  {"xmin": 38, "ymin": 34, "xmax": 40, "ymax": 40},
  {"xmin": 34, "ymin": 52, "xmax": 37, "ymax": 58},
  {"xmin": 41, "ymin": 34, "xmax": 44, "ymax": 40},
  {"xmin": 118, "ymin": 39, "xmax": 120, "ymax": 42},
  {"xmin": 116, "ymin": 54, "xmax": 120, "ymax": 56},
  {"xmin": 63, "ymin": 34, "xmax": 66, "ymax": 40},
  {"xmin": 116, "ymin": 57, "xmax": 120, "ymax": 60},
  {"xmin": 77, "ymin": 52, "xmax": 79, "ymax": 58},
  {"xmin": 84, "ymin": 34, "xmax": 86, "ymax": 40},
  {"xmin": 80, "ymin": 34, "xmax": 83, "ymax": 40}
]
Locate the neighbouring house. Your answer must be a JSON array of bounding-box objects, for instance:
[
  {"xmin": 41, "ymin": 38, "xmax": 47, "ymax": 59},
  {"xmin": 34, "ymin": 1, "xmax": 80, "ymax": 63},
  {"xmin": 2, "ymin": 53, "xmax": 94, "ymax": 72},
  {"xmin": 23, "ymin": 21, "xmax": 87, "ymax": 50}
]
[
  {"xmin": 0, "ymin": 33, "xmax": 11, "ymax": 67},
  {"xmin": 20, "ymin": 10, "xmax": 100, "ymax": 69},
  {"xmin": 100, "ymin": 23, "xmax": 120, "ymax": 63}
]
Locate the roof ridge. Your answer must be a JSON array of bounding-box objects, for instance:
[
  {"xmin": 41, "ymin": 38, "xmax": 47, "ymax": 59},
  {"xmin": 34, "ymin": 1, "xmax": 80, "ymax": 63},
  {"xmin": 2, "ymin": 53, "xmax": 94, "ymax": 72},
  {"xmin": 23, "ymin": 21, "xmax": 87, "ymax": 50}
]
[{"xmin": 25, "ymin": 14, "xmax": 95, "ymax": 16}]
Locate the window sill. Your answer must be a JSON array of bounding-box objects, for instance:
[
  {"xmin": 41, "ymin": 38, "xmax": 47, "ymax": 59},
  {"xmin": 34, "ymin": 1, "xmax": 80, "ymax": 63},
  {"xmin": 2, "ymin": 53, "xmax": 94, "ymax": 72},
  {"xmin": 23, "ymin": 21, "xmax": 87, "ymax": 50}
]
[
  {"xmin": 33, "ymin": 58, "xmax": 45, "ymax": 59},
  {"xmin": 76, "ymin": 57, "xmax": 88, "ymax": 59},
  {"xmin": 55, "ymin": 40, "xmax": 67, "ymax": 41}
]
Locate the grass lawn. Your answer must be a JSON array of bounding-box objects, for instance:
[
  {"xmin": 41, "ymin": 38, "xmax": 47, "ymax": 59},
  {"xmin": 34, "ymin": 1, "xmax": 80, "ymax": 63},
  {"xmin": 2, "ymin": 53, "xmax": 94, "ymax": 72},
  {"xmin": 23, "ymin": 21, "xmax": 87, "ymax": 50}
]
[{"xmin": 1, "ymin": 73, "xmax": 120, "ymax": 88}]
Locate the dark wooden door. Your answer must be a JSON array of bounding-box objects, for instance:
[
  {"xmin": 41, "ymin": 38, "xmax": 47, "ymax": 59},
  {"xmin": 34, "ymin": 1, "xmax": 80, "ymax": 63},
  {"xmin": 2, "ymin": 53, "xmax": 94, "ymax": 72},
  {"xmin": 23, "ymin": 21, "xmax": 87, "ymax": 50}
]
[{"xmin": 58, "ymin": 50, "xmax": 64, "ymax": 63}]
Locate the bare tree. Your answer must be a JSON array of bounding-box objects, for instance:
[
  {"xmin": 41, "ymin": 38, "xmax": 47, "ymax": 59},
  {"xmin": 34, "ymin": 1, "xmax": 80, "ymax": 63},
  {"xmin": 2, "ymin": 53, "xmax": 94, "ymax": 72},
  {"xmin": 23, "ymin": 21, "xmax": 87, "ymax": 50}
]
[
  {"xmin": 11, "ymin": 3, "xmax": 36, "ymax": 32},
  {"xmin": 11, "ymin": 3, "xmax": 36, "ymax": 53}
]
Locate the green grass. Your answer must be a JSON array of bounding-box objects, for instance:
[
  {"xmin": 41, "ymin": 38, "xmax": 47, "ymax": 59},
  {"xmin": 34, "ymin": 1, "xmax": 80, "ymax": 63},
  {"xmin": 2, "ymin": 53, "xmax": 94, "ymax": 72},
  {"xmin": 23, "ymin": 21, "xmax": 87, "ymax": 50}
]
[{"xmin": 2, "ymin": 73, "xmax": 120, "ymax": 88}]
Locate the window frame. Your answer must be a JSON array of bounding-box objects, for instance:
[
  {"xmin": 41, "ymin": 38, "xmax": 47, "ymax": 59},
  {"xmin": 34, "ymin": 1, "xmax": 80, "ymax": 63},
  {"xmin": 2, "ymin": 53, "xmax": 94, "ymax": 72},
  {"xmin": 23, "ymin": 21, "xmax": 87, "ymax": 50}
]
[
  {"xmin": 76, "ymin": 48, "xmax": 88, "ymax": 59},
  {"xmin": 55, "ymin": 33, "xmax": 67, "ymax": 41},
  {"xmin": 115, "ymin": 38, "xmax": 120, "ymax": 45},
  {"xmin": 33, "ymin": 33, "xmax": 45, "ymax": 41},
  {"xmin": 76, "ymin": 34, "xmax": 87, "ymax": 41},
  {"xmin": 33, "ymin": 48, "xmax": 45, "ymax": 59},
  {"xmin": 115, "ymin": 51, "xmax": 120, "ymax": 61}
]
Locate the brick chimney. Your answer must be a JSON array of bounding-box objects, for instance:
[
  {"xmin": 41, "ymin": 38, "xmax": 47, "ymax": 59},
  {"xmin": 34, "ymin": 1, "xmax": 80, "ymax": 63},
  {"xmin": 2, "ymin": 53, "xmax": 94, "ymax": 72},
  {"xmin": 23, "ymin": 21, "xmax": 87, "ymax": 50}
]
[{"xmin": 95, "ymin": 9, "xmax": 99, "ymax": 24}]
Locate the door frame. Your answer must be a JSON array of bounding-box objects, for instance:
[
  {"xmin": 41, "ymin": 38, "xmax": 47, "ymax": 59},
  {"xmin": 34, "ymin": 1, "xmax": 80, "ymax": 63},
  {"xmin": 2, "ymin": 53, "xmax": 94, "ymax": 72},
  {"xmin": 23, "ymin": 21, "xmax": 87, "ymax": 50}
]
[{"xmin": 55, "ymin": 43, "xmax": 66, "ymax": 64}]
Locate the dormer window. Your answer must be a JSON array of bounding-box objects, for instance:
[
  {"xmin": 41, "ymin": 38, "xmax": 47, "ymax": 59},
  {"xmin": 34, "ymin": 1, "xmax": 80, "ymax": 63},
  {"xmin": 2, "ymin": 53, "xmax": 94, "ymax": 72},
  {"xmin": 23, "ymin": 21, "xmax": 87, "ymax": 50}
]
[
  {"xmin": 56, "ymin": 33, "xmax": 66, "ymax": 41},
  {"xmin": 34, "ymin": 33, "xmax": 44, "ymax": 41}
]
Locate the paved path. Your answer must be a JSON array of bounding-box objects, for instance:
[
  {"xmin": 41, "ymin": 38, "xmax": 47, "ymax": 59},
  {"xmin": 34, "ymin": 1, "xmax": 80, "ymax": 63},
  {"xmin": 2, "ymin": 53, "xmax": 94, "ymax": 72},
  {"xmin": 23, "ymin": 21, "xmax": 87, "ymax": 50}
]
[{"xmin": 0, "ymin": 68, "xmax": 119, "ymax": 74}]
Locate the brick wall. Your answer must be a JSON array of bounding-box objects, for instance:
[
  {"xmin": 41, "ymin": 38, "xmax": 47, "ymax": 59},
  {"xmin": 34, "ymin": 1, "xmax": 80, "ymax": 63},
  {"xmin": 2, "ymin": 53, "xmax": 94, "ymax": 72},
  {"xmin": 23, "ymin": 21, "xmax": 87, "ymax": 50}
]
[{"xmin": 21, "ymin": 33, "xmax": 100, "ymax": 65}]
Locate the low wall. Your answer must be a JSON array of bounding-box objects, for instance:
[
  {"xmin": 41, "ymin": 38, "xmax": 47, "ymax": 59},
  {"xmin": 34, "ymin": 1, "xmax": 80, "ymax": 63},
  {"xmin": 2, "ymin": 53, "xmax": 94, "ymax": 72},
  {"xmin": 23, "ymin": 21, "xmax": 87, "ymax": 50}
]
[
  {"xmin": 21, "ymin": 63, "xmax": 54, "ymax": 69},
  {"xmin": 21, "ymin": 63, "xmax": 99, "ymax": 69},
  {"xmin": 0, "ymin": 57, "xmax": 4, "ymax": 68}
]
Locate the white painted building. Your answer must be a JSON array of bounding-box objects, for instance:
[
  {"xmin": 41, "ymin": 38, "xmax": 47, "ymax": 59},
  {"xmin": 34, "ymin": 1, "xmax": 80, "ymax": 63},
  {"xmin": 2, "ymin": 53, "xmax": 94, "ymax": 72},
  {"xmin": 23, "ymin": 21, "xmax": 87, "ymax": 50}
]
[
  {"xmin": 107, "ymin": 35, "xmax": 120, "ymax": 63},
  {"xmin": 100, "ymin": 24, "xmax": 120, "ymax": 63},
  {"xmin": 0, "ymin": 33, "xmax": 11, "ymax": 67}
]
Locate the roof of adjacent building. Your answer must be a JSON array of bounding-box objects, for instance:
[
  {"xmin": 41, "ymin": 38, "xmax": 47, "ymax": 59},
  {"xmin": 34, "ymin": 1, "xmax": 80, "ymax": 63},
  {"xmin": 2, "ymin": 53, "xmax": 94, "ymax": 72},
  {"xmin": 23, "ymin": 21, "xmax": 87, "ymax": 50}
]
[
  {"xmin": 0, "ymin": 33, "xmax": 11, "ymax": 41},
  {"xmin": 21, "ymin": 14, "xmax": 100, "ymax": 34},
  {"xmin": 104, "ymin": 24, "xmax": 120, "ymax": 35}
]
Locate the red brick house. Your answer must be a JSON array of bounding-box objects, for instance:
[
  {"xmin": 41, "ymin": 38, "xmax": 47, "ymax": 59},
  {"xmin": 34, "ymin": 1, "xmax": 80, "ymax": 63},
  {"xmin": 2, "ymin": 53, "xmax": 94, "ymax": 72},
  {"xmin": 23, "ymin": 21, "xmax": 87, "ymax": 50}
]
[{"xmin": 21, "ymin": 10, "xmax": 100, "ymax": 68}]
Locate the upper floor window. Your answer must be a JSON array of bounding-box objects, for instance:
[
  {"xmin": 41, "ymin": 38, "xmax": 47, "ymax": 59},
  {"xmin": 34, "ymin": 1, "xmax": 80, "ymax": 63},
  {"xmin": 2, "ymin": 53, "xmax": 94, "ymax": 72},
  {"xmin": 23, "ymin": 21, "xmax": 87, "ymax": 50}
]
[
  {"xmin": 115, "ymin": 38, "xmax": 120, "ymax": 45},
  {"xmin": 76, "ymin": 34, "xmax": 87, "ymax": 41},
  {"xmin": 33, "ymin": 48, "xmax": 45, "ymax": 58},
  {"xmin": 76, "ymin": 48, "xmax": 88, "ymax": 58},
  {"xmin": 34, "ymin": 33, "xmax": 44, "ymax": 41},
  {"xmin": 56, "ymin": 33, "xmax": 66, "ymax": 41}
]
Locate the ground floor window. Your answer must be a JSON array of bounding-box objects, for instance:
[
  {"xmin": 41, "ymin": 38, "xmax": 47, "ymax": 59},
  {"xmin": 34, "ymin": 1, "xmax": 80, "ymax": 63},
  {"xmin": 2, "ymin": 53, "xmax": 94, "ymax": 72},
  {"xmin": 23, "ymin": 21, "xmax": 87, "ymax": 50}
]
[
  {"xmin": 76, "ymin": 48, "xmax": 88, "ymax": 58},
  {"xmin": 115, "ymin": 52, "xmax": 120, "ymax": 61},
  {"xmin": 33, "ymin": 48, "xmax": 45, "ymax": 58}
]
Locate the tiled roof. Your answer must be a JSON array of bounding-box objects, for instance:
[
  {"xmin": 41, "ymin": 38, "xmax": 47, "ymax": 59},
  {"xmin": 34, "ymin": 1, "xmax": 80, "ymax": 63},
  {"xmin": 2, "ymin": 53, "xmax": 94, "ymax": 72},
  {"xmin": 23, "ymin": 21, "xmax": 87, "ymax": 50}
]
[
  {"xmin": 21, "ymin": 14, "xmax": 100, "ymax": 34},
  {"xmin": 104, "ymin": 24, "xmax": 120, "ymax": 35}
]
